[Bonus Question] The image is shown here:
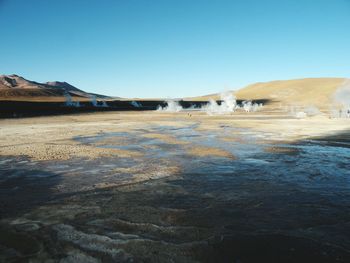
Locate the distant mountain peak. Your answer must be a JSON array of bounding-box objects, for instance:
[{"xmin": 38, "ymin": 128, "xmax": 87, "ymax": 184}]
[
  {"xmin": 0, "ymin": 74, "xmax": 111, "ymax": 99},
  {"xmin": 9, "ymin": 74, "xmax": 20, "ymax": 78},
  {"xmin": 0, "ymin": 74, "xmax": 80, "ymax": 91},
  {"xmin": 0, "ymin": 75, "xmax": 18, "ymax": 87},
  {"xmin": 0, "ymin": 74, "xmax": 43, "ymax": 89}
]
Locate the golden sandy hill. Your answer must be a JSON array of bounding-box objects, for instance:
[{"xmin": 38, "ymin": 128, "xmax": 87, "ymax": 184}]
[{"xmin": 187, "ymin": 78, "xmax": 346, "ymax": 108}]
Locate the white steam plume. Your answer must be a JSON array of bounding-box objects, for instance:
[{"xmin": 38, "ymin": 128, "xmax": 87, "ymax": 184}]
[
  {"xmin": 157, "ymin": 100, "xmax": 183, "ymax": 112},
  {"xmin": 91, "ymin": 95, "xmax": 97, "ymax": 107},
  {"xmin": 131, "ymin": 101, "xmax": 142, "ymax": 108},
  {"xmin": 203, "ymin": 92, "xmax": 263, "ymax": 115},
  {"xmin": 64, "ymin": 92, "xmax": 80, "ymax": 107},
  {"xmin": 90, "ymin": 95, "xmax": 108, "ymax": 107},
  {"xmin": 156, "ymin": 92, "xmax": 263, "ymax": 115},
  {"xmin": 332, "ymin": 79, "xmax": 350, "ymax": 118},
  {"xmin": 204, "ymin": 92, "xmax": 238, "ymax": 115},
  {"xmin": 288, "ymin": 105, "xmax": 321, "ymax": 119}
]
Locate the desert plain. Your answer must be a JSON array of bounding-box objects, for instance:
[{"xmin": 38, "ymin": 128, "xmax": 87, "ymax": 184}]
[
  {"xmin": 1, "ymin": 76, "xmax": 350, "ymax": 262},
  {"xmin": 1, "ymin": 101, "xmax": 350, "ymax": 262}
]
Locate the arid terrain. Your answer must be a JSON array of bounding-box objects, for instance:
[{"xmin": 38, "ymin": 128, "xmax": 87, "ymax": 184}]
[
  {"xmin": 1, "ymin": 105, "xmax": 350, "ymax": 262},
  {"xmin": 2, "ymin": 0, "xmax": 349, "ymax": 261},
  {"xmin": 188, "ymin": 78, "xmax": 346, "ymax": 110},
  {"xmin": 1, "ymin": 75, "xmax": 350, "ymax": 262}
]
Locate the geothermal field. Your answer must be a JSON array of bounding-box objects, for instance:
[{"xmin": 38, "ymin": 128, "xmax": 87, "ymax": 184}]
[{"xmin": 1, "ymin": 77, "xmax": 350, "ymax": 262}]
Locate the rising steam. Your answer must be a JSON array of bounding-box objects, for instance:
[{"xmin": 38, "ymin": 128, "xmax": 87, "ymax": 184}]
[
  {"xmin": 288, "ymin": 105, "xmax": 321, "ymax": 119},
  {"xmin": 157, "ymin": 100, "xmax": 183, "ymax": 112},
  {"xmin": 91, "ymin": 95, "xmax": 108, "ymax": 107},
  {"xmin": 204, "ymin": 92, "xmax": 237, "ymax": 115},
  {"xmin": 204, "ymin": 92, "xmax": 262, "ymax": 115},
  {"xmin": 157, "ymin": 92, "xmax": 263, "ymax": 114},
  {"xmin": 331, "ymin": 79, "xmax": 350, "ymax": 118},
  {"xmin": 64, "ymin": 92, "xmax": 80, "ymax": 107},
  {"xmin": 131, "ymin": 101, "xmax": 142, "ymax": 108}
]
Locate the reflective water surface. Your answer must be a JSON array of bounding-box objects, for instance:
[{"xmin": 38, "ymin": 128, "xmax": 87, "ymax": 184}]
[{"xmin": 1, "ymin": 124, "xmax": 350, "ymax": 262}]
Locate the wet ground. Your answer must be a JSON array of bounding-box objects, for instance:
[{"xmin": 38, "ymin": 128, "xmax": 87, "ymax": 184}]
[{"xmin": 1, "ymin": 122, "xmax": 350, "ymax": 262}]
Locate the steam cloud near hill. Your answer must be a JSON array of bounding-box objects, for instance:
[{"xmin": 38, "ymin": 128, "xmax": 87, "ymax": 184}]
[
  {"xmin": 157, "ymin": 100, "xmax": 183, "ymax": 112},
  {"xmin": 157, "ymin": 92, "xmax": 263, "ymax": 114},
  {"xmin": 64, "ymin": 93, "xmax": 108, "ymax": 108},
  {"xmin": 286, "ymin": 79, "xmax": 350, "ymax": 119},
  {"xmin": 331, "ymin": 79, "xmax": 350, "ymax": 118}
]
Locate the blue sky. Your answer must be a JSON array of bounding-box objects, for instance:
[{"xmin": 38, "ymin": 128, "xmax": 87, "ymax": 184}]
[{"xmin": 0, "ymin": 0, "xmax": 350, "ymax": 98}]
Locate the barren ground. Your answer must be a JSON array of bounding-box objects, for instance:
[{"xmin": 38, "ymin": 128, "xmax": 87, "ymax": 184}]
[
  {"xmin": 1, "ymin": 108, "xmax": 350, "ymax": 262},
  {"xmin": 1, "ymin": 108, "xmax": 349, "ymax": 161}
]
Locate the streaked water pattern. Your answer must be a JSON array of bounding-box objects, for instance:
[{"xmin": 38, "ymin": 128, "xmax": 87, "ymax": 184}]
[{"xmin": 1, "ymin": 124, "xmax": 350, "ymax": 262}]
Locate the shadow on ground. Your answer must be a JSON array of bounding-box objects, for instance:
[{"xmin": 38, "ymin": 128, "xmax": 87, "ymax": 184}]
[{"xmin": 0, "ymin": 156, "xmax": 64, "ymax": 219}]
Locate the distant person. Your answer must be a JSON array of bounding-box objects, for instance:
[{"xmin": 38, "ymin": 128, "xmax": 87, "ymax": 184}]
[{"xmin": 347, "ymin": 109, "xmax": 350, "ymax": 118}]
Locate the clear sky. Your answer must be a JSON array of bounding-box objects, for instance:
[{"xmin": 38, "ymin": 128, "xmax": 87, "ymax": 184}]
[{"xmin": 0, "ymin": 0, "xmax": 349, "ymax": 98}]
